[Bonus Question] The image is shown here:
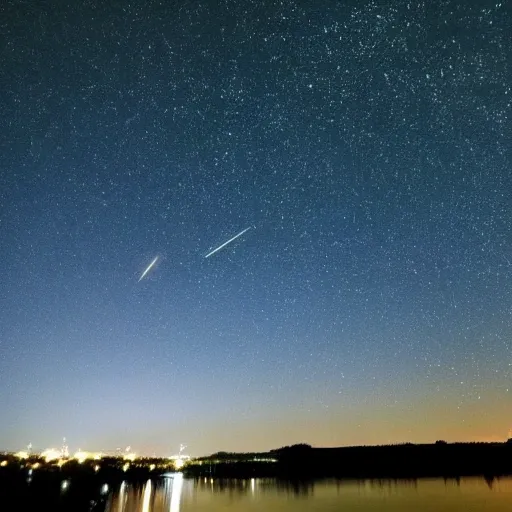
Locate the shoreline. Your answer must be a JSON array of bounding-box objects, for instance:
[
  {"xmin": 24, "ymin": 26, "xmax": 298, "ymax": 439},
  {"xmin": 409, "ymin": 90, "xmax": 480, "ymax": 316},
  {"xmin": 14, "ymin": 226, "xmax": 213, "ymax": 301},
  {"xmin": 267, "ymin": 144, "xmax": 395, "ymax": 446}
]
[{"xmin": 1, "ymin": 441, "xmax": 511, "ymax": 481}]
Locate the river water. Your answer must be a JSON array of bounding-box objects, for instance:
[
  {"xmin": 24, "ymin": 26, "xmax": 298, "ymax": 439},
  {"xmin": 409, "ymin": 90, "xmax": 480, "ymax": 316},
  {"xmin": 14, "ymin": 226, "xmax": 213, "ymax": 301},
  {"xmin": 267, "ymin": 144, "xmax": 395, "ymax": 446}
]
[{"xmin": 102, "ymin": 475, "xmax": 512, "ymax": 511}]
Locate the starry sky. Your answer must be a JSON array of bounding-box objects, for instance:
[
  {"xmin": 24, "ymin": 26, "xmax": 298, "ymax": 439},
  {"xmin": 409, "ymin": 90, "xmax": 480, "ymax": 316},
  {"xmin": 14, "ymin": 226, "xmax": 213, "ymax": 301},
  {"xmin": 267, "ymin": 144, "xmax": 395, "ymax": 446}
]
[{"xmin": 1, "ymin": 0, "xmax": 511, "ymax": 456}]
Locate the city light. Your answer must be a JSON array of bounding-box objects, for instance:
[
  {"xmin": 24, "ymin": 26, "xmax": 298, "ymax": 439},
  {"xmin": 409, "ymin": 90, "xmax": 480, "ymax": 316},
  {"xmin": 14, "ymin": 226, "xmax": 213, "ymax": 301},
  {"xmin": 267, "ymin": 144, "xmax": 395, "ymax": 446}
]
[
  {"xmin": 169, "ymin": 444, "xmax": 190, "ymax": 471},
  {"xmin": 73, "ymin": 450, "xmax": 102, "ymax": 463},
  {"xmin": 41, "ymin": 449, "xmax": 61, "ymax": 462},
  {"xmin": 74, "ymin": 450, "xmax": 89, "ymax": 463},
  {"xmin": 123, "ymin": 446, "xmax": 137, "ymax": 461}
]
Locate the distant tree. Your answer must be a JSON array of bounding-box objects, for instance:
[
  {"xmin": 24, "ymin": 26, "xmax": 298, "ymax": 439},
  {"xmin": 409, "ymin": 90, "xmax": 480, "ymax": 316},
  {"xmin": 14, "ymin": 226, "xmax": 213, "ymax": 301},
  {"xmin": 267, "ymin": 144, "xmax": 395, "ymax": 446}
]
[
  {"xmin": 273, "ymin": 444, "xmax": 313, "ymax": 463},
  {"xmin": 506, "ymin": 438, "xmax": 512, "ymax": 444},
  {"xmin": 275, "ymin": 443, "xmax": 312, "ymax": 452},
  {"xmin": 435, "ymin": 440, "xmax": 448, "ymax": 445}
]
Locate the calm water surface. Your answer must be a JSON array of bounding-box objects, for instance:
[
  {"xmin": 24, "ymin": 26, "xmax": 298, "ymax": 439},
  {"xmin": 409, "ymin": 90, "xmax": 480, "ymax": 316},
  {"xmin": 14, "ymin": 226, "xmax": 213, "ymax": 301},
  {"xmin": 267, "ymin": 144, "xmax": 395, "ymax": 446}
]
[{"xmin": 104, "ymin": 475, "xmax": 512, "ymax": 511}]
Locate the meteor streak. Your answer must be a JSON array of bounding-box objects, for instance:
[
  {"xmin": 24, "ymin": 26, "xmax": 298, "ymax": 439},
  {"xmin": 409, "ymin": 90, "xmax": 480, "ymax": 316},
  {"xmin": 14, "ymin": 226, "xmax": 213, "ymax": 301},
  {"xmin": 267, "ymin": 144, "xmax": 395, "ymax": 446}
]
[
  {"xmin": 138, "ymin": 256, "xmax": 159, "ymax": 282},
  {"xmin": 205, "ymin": 227, "xmax": 251, "ymax": 258}
]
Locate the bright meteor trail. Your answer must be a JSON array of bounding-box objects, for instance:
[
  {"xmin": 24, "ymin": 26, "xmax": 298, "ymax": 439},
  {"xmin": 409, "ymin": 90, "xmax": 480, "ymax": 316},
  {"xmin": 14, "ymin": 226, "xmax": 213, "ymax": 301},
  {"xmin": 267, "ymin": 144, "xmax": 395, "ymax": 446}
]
[
  {"xmin": 138, "ymin": 256, "xmax": 159, "ymax": 282},
  {"xmin": 205, "ymin": 227, "xmax": 251, "ymax": 258}
]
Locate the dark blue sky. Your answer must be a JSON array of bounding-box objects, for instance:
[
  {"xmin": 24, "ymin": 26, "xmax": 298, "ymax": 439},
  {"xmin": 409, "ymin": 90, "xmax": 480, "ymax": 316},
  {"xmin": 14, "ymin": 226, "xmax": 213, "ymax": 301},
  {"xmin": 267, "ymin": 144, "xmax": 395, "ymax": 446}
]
[{"xmin": 1, "ymin": 0, "xmax": 511, "ymax": 455}]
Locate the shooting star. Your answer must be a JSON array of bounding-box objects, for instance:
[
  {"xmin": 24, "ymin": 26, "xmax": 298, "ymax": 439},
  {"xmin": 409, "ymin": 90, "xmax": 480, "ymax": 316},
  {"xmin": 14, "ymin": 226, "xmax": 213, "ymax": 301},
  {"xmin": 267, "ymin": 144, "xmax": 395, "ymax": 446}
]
[
  {"xmin": 138, "ymin": 256, "xmax": 159, "ymax": 282},
  {"xmin": 205, "ymin": 227, "xmax": 251, "ymax": 259}
]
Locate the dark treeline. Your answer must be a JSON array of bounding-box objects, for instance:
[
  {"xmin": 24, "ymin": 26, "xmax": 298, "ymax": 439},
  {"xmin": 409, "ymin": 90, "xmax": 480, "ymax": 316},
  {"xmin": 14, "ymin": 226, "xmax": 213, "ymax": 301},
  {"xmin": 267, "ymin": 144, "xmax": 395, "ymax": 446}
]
[{"xmin": 184, "ymin": 441, "xmax": 512, "ymax": 479}]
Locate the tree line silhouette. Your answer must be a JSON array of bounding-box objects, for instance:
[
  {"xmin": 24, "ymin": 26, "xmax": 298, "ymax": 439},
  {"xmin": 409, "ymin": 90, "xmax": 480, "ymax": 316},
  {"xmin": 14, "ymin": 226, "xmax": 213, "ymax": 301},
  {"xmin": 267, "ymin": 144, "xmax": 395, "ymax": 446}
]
[{"xmin": 184, "ymin": 441, "xmax": 512, "ymax": 479}]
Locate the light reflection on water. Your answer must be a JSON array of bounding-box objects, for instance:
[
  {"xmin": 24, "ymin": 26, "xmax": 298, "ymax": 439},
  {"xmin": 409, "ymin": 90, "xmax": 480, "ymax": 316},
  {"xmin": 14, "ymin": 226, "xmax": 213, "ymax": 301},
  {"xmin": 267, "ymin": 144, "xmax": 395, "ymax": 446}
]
[
  {"xmin": 105, "ymin": 476, "xmax": 512, "ymax": 512},
  {"xmin": 141, "ymin": 479, "xmax": 152, "ymax": 512}
]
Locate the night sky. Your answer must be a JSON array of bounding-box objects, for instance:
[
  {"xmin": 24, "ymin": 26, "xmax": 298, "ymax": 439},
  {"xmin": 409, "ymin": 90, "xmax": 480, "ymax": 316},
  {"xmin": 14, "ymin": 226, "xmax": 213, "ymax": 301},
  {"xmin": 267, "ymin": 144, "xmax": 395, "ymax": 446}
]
[{"xmin": 1, "ymin": 0, "xmax": 511, "ymax": 456}]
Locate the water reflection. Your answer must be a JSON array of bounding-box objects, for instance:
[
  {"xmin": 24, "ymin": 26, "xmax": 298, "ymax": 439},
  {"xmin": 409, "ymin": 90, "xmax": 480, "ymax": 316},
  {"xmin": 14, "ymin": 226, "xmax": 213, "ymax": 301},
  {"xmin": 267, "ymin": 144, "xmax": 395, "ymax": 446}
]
[
  {"xmin": 108, "ymin": 473, "xmax": 184, "ymax": 512},
  {"xmin": 117, "ymin": 481, "xmax": 126, "ymax": 512},
  {"xmin": 102, "ymin": 476, "xmax": 512, "ymax": 511},
  {"xmin": 169, "ymin": 473, "xmax": 183, "ymax": 512},
  {"xmin": 484, "ymin": 475, "xmax": 495, "ymax": 489},
  {"xmin": 105, "ymin": 474, "xmax": 512, "ymax": 512},
  {"xmin": 5, "ymin": 475, "xmax": 506, "ymax": 511},
  {"xmin": 142, "ymin": 479, "xmax": 152, "ymax": 512},
  {"xmin": 276, "ymin": 478, "xmax": 314, "ymax": 496}
]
